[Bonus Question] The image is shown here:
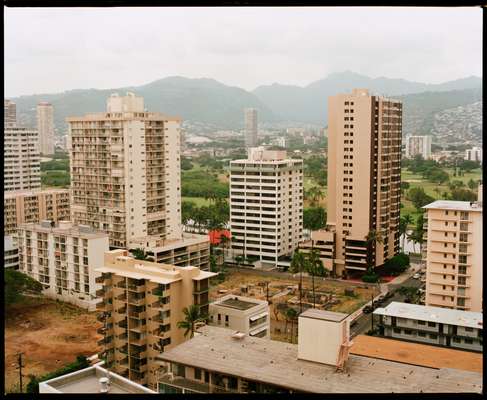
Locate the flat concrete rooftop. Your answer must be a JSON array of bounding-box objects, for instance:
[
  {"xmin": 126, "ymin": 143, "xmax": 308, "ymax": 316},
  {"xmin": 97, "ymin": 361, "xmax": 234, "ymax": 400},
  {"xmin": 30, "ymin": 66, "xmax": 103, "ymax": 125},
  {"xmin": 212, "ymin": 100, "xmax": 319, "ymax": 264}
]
[
  {"xmin": 219, "ymin": 298, "xmax": 259, "ymax": 311},
  {"xmin": 156, "ymin": 326, "xmax": 482, "ymax": 393}
]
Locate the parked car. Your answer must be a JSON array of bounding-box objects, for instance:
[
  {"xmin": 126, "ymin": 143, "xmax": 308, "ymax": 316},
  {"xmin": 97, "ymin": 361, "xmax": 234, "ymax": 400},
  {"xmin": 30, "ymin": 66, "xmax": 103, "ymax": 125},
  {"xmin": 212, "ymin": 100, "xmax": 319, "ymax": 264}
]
[
  {"xmin": 363, "ymin": 305, "xmax": 373, "ymax": 314},
  {"xmin": 413, "ymin": 273, "xmax": 420, "ymax": 279},
  {"xmin": 404, "ymin": 297, "xmax": 412, "ymax": 303}
]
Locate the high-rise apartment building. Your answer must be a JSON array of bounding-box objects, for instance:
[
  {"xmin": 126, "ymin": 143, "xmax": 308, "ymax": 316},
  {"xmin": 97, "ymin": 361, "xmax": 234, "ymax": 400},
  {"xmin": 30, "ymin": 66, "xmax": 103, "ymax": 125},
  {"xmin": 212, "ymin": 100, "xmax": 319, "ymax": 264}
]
[
  {"xmin": 464, "ymin": 146, "xmax": 482, "ymax": 164},
  {"xmin": 422, "ymin": 200, "xmax": 482, "ymax": 312},
  {"xmin": 4, "ymin": 99, "xmax": 17, "ymax": 126},
  {"xmin": 405, "ymin": 135, "xmax": 432, "ymax": 159},
  {"xmin": 67, "ymin": 93, "xmax": 182, "ymax": 249},
  {"xmin": 230, "ymin": 147, "xmax": 303, "ymax": 266},
  {"xmin": 4, "ymin": 126, "xmax": 41, "ymax": 192},
  {"xmin": 37, "ymin": 102, "xmax": 55, "ymax": 155},
  {"xmin": 244, "ymin": 108, "xmax": 258, "ymax": 148},
  {"xmin": 17, "ymin": 221, "xmax": 109, "ymax": 310},
  {"xmin": 321, "ymin": 89, "xmax": 402, "ymax": 277},
  {"xmin": 95, "ymin": 249, "xmax": 216, "ymax": 389},
  {"xmin": 4, "ymin": 188, "xmax": 71, "ymax": 236}
]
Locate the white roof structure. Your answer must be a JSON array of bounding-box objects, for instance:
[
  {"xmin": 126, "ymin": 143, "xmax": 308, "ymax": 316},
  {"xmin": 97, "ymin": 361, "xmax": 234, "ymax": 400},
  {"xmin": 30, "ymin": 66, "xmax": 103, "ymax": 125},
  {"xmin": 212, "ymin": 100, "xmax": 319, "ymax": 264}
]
[
  {"xmin": 422, "ymin": 200, "xmax": 482, "ymax": 212},
  {"xmin": 374, "ymin": 302, "xmax": 483, "ymax": 329}
]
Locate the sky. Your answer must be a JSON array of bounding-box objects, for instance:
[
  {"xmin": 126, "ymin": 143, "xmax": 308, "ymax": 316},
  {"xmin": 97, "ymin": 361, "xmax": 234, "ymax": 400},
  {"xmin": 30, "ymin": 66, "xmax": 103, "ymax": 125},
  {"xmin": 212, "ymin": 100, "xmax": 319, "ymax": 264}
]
[{"xmin": 4, "ymin": 6, "xmax": 482, "ymax": 97}]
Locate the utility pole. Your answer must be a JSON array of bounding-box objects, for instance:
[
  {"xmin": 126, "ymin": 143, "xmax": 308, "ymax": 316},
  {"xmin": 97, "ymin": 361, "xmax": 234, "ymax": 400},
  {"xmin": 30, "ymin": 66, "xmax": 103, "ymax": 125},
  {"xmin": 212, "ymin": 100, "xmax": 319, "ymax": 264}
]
[
  {"xmin": 371, "ymin": 294, "xmax": 374, "ymax": 332},
  {"xmin": 17, "ymin": 352, "xmax": 24, "ymax": 392},
  {"xmin": 265, "ymin": 281, "xmax": 269, "ymax": 303}
]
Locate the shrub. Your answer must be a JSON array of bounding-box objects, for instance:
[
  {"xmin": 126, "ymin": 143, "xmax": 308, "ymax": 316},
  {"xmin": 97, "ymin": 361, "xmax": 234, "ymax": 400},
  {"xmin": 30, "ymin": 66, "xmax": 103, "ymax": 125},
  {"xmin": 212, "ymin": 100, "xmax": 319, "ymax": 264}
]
[{"xmin": 362, "ymin": 273, "xmax": 380, "ymax": 283}]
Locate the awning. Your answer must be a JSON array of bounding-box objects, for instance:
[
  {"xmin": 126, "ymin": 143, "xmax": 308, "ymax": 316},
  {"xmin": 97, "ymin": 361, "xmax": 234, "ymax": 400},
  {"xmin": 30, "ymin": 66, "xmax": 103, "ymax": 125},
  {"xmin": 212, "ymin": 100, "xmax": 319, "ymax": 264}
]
[
  {"xmin": 249, "ymin": 312, "xmax": 268, "ymax": 322},
  {"xmin": 249, "ymin": 325, "xmax": 268, "ymax": 336}
]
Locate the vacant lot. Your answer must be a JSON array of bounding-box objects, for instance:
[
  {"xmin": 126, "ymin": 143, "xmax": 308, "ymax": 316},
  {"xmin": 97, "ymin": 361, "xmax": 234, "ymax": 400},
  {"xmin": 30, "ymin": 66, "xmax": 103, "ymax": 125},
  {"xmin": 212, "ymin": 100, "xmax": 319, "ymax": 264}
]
[
  {"xmin": 210, "ymin": 270, "xmax": 378, "ymax": 342},
  {"xmin": 4, "ymin": 297, "xmax": 101, "ymax": 392}
]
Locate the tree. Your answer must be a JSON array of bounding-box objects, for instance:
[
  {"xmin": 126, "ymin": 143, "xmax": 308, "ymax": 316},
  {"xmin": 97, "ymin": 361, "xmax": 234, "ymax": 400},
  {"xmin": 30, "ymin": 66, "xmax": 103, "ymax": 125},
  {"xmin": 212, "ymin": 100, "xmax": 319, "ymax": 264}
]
[
  {"xmin": 467, "ymin": 178, "xmax": 478, "ymax": 191},
  {"xmin": 365, "ymin": 229, "xmax": 384, "ymax": 270},
  {"xmin": 306, "ymin": 249, "xmax": 324, "ymax": 308},
  {"xmin": 449, "ymin": 188, "xmax": 477, "ymax": 202},
  {"xmin": 5, "ymin": 269, "xmax": 43, "ymax": 305},
  {"xmin": 285, "ymin": 307, "xmax": 298, "ymax": 343},
  {"xmin": 289, "ymin": 251, "xmax": 306, "ymax": 313},
  {"xmin": 303, "ymin": 207, "xmax": 326, "ymax": 231},
  {"xmin": 177, "ymin": 305, "xmax": 206, "ymax": 338},
  {"xmin": 131, "ymin": 248, "xmax": 147, "ymax": 260},
  {"xmin": 407, "ymin": 187, "xmax": 435, "ymax": 210}
]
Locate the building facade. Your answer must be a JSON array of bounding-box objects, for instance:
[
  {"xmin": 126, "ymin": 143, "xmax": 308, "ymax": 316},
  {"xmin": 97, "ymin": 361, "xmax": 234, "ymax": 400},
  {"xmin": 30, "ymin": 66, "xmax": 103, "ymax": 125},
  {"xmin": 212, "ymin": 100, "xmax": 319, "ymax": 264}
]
[
  {"xmin": 464, "ymin": 146, "xmax": 482, "ymax": 164},
  {"xmin": 405, "ymin": 135, "xmax": 432, "ymax": 159},
  {"xmin": 244, "ymin": 108, "xmax": 258, "ymax": 148},
  {"xmin": 422, "ymin": 200, "xmax": 482, "ymax": 312},
  {"xmin": 4, "ymin": 235, "xmax": 20, "ymax": 269},
  {"xmin": 37, "ymin": 102, "xmax": 55, "ymax": 155},
  {"xmin": 95, "ymin": 249, "xmax": 216, "ymax": 389},
  {"xmin": 208, "ymin": 294, "xmax": 270, "ymax": 338},
  {"xmin": 128, "ymin": 233, "xmax": 210, "ymax": 271},
  {"xmin": 4, "ymin": 188, "xmax": 71, "ymax": 236},
  {"xmin": 4, "ymin": 126, "xmax": 41, "ymax": 192},
  {"xmin": 4, "ymin": 99, "xmax": 16, "ymax": 126},
  {"xmin": 229, "ymin": 147, "xmax": 303, "ymax": 266},
  {"xmin": 323, "ymin": 88, "xmax": 402, "ymax": 276},
  {"xmin": 375, "ymin": 302, "xmax": 482, "ymax": 352},
  {"xmin": 68, "ymin": 93, "xmax": 182, "ymax": 249},
  {"xmin": 17, "ymin": 221, "xmax": 109, "ymax": 310}
]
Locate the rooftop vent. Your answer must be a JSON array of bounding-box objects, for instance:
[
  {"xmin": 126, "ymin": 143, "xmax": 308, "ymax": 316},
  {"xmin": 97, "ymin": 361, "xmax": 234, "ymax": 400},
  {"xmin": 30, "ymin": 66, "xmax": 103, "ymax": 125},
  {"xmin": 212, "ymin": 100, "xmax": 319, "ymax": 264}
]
[
  {"xmin": 231, "ymin": 331, "xmax": 246, "ymax": 340},
  {"xmin": 99, "ymin": 377, "xmax": 110, "ymax": 393}
]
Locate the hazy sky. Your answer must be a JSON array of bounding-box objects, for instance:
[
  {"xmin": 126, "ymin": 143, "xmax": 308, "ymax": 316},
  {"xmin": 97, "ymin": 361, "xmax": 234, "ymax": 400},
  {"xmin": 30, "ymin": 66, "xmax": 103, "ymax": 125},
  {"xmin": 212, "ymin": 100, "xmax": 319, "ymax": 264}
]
[{"xmin": 4, "ymin": 7, "xmax": 482, "ymax": 97}]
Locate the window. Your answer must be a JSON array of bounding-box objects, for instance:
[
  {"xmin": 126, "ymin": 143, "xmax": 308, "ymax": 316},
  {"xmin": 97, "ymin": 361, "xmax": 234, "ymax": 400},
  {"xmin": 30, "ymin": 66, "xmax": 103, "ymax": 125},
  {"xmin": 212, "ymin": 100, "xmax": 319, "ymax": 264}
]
[
  {"xmin": 429, "ymin": 333, "xmax": 438, "ymax": 339},
  {"xmin": 393, "ymin": 327, "xmax": 401, "ymax": 334},
  {"xmin": 464, "ymin": 338, "xmax": 473, "ymax": 344},
  {"xmin": 194, "ymin": 368, "xmax": 202, "ymax": 380},
  {"xmin": 418, "ymin": 331, "xmax": 426, "ymax": 337},
  {"xmin": 458, "ymin": 276, "xmax": 466, "ymax": 285},
  {"xmin": 417, "ymin": 320, "xmax": 425, "ymax": 325},
  {"xmin": 427, "ymin": 322, "xmax": 436, "ymax": 327},
  {"xmin": 404, "ymin": 329, "xmax": 412, "ymax": 335},
  {"xmin": 464, "ymin": 327, "xmax": 473, "ymax": 332},
  {"xmin": 453, "ymin": 337, "xmax": 461, "ymax": 343}
]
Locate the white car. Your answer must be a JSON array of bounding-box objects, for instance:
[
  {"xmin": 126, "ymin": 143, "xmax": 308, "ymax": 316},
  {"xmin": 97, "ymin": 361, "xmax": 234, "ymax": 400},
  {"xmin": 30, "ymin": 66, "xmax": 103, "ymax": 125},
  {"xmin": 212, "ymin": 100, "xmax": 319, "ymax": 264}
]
[{"xmin": 413, "ymin": 273, "xmax": 420, "ymax": 279}]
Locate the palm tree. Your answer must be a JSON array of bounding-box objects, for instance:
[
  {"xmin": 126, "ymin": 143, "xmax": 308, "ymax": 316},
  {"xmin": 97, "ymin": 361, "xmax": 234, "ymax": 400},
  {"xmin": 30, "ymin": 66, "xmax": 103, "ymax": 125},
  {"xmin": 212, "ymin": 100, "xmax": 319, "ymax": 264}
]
[
  {"xmin": 177, "ymin": 305, "xmax": 206, "ymax": 338},
  {"xmin": 365, "ymin": 229, "xmax": 384, "ymax": 271},
  {"xmin": 290, "ymin": 251, "xmax": 306, "ymax": 313},
  {"xmin": 131, "ymin": 248, "xmax": 147, "ymax": 260},
  {"xmin": 285, "ymin": 307, "xmax": 298, "ymax": 343},
  {"xmin": 306, "ymin": 248, "xmax": 323, "ymax": 308},
  {"xmin": 220, "ymin": 233, "xmax": 230, "ymax": 262}
]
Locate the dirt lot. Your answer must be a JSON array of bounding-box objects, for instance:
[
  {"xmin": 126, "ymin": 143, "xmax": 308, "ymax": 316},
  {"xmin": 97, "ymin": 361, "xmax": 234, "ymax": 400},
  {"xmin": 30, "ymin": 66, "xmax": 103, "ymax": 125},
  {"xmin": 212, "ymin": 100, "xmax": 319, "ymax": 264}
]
[
  {"xmin": 4, "ymin": 296, "xmax": 101, "ymax": 392},
  {"xmin": 210, "ymin": 270, "xmax": 378, "ymax": 343}
]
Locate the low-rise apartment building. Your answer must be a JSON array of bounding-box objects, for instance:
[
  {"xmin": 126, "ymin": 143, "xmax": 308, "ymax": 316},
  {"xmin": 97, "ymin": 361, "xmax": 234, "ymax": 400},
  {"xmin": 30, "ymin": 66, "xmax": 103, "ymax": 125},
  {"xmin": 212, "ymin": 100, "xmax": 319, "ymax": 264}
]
[
  {"xmin": 128, "ymin": 233, "xmax": 210, "ymax": 271},
  {"xmin": 4, "ymin": 189, "xmax": 71, "ymax": 236},
  {"xmin": 17, "ymin": 221, "xmax": 109, "ymax": 310},
  {"xmin": 422, "ymin": 200, "xmax": 482, "ymax": 312},
  {"xmin": 374, "ymin": 302, "xmax": 482, "ymax": 352},
  {"xmin": 95, "ymin": 249, "xmax": 217, "ymax": 390},
  {"xmin": 208, "ymin": 295, "xmax": 270, "ymax": 338},
  {"xmin": 155, "ymin": 319, "xmax": 481, "ymax": 393},
  {"xmin": 229, "ymin": 147, "xmax": 303, "ymax": 267}
]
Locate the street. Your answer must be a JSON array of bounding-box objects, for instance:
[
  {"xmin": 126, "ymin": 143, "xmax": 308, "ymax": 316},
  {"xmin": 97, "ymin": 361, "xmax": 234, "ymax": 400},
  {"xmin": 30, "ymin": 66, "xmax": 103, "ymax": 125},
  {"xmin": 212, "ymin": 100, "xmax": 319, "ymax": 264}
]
[{"xmin": 350, "ymin": 271, "xmax": 423, "ymax": 338}]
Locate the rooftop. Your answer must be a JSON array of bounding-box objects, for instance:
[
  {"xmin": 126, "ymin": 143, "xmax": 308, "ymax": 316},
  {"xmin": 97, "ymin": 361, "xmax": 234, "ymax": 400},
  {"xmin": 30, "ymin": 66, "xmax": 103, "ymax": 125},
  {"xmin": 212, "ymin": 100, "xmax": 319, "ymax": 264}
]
[
  {"xmin": 39, "ymin": 364, "xmax": 155, "ymax": 394},
  {"xmin": 300, "ymin": 308, "xmax": 348, "ymax": 323},
  {"xmin": 4, "ymin": 188, "xmax": 70, "ymax": 198},
  {"xmin": 128, "ymin": 233, "xmax": 209, "ymax": 253},
  {"xmin": 156, "ymin": 325, "xmax": 482, "ymax": 393},
  {"xmin": 373, "ymin": 302, "xmax": 483, "ymax": 329},
  {"xmin": 350, "ymin": 335, "xmax": 482, "ymax": 374},
  {"xmin": 215, "ymin": 295, "xmax": 262, "ymax": 311},
  {"xmin": 19, "ymin": 222, "xmax": 109, "ymax": 240},
  {"xmin": 96, "ymin": 249, "xmax": 216, "ymax": 284},
  {"xmin": 422, "ymin": 200, "xmax": 482, "ymax": 212}
]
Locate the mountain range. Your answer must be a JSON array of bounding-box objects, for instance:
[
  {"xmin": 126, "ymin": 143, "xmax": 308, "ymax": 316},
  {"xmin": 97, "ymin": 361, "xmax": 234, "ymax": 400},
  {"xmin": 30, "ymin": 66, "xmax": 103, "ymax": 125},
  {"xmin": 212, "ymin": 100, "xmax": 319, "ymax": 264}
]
[{"xmin": 10, "ymin": 71, "xmax": 482, "ymax": 135}]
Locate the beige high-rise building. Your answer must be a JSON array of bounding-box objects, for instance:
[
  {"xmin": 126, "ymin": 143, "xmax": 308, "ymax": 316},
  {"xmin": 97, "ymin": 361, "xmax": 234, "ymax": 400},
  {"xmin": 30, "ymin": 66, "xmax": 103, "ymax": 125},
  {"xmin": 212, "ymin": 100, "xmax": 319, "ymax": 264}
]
[
  {"xmin": 17, "ymin": 221, "xmax": 109, "ymax": 310},
  {"xmin": 244, "ymin": 108, "xmax": 258, "ymax": 148},
  {"xmin": 37, "ymin": 102, "xmax": 55, "ymax": 155},
  {"xmin": 405, "ymin": 135, "xmax": 432, "ymax": 159},
  {"xmin": 67, "ymin": 93, "xmax": 182, "ymax": 249},
  {"xmin": 4, "ymin": 188, "xmax": 71, "ymax": 236},
  {"xmin": 317, "ymin": 89, "xmax": 402, "ymax": 277},
  {"xmin": 230, "ymin": 147, "xmax": 303, "ymax": 266},
  {"xmin": 422, "ymin": 200, "xmax": 483, "ymax": 312},
  {"xmin": 4, "ymin": 126, "xmax": 41, "ymax": 193},
  {"xmin": 95, "ymin": 249, "xmax": 217, "ymax": 389},
  {"xmin": 4, "ymin": 99, "xmax": 17, "ymax": 126}
]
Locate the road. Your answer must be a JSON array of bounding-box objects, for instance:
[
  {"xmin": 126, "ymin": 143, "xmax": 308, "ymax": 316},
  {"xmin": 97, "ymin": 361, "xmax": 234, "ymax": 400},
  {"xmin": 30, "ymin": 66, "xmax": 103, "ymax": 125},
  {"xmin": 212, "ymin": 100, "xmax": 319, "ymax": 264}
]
[{"xmin": 350, "ymin": 273, "xmax": 423, "ymax": 338}]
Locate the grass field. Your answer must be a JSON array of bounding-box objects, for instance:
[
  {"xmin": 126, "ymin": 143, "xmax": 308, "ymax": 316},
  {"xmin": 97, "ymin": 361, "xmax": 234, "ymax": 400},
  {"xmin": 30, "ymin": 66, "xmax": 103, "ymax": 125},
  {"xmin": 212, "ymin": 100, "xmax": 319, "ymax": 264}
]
[{"xmin": 182, "ymin": 197, "xmax": 212, "ymax": 207}]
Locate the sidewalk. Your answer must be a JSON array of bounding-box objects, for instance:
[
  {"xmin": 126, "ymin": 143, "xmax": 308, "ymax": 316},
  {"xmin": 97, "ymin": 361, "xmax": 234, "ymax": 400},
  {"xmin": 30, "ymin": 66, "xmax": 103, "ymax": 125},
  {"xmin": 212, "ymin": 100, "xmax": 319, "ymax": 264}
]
[{"xmin": 386, "ymin": 263, "xmax": 422, "ymax": 286}]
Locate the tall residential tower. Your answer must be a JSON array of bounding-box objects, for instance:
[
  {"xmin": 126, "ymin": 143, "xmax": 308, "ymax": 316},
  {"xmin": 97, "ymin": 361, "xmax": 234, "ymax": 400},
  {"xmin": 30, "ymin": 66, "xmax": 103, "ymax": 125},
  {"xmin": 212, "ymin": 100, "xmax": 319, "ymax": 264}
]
[
  {"xmin": 244, "ymin": 108, "xmax": 258, "ymax": 148},
  {"xmin": 37, "ymin": 102, "xmax": 55, "ymax": 155},
  {"xmin": 318, "ymin": 89, "xmax": 402, "ymax": 277},
  {"xmin": 4, "ymin": 99, "xmax": 17, "ymax": 126},
  {"xmin": 67, "ymin": 93, "xmax": 182, "ymax": 249}
]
